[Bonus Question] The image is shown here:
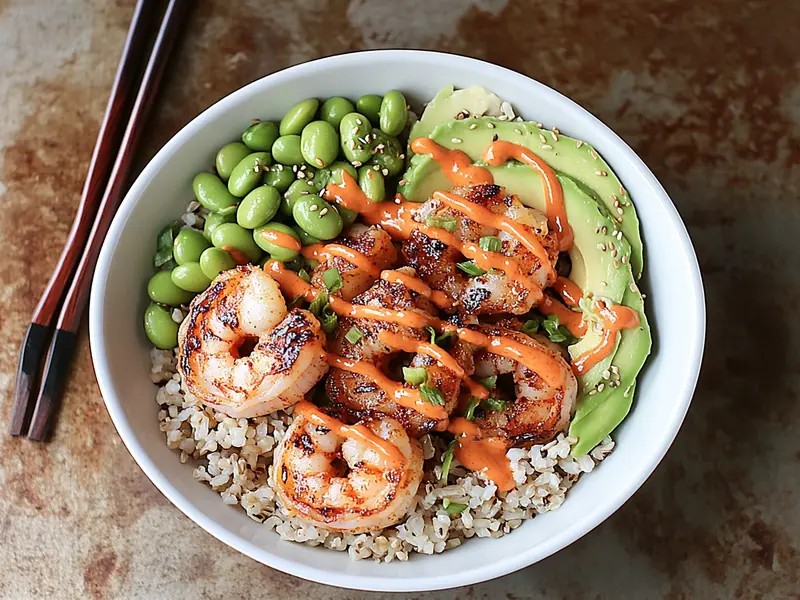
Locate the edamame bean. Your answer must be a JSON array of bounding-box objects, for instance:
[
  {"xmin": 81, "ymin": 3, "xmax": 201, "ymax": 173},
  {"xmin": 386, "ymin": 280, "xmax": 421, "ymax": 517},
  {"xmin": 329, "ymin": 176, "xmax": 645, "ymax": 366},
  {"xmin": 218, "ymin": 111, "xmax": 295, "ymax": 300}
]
[
  {"xmin": 271, "ymin": 135, "xmax": 304, "ymax": 166},
  {"xmin": 379, "ymin": 90, "xmax": 408, "ymax": 137},
  {"xmin": 356, "ymin": 94, "xmax": 382, "ymax": 126},
  {"xmin": 237, "ymin": 185, "xmax": 281, "ymax": 229},
  {"xmin": 279, "ymin": 98, "xmax": 319, "ymax": 135},
  {"xmin": 315, "ymin": 160, "xmax": 357, "ymax": 188},
  {"xmin": 242, "ymin": 120, "xmax": 279, "ymax": 151},
  {"xmin": 171, "ymin": 262, "xmax": 212, "ymax": 293},
  {"xmin": 215, "ymin": 142, "xmax": 250, "ymax": 181},
  {"xmin": 144, "ymin": 303, "xmax": 179, "ymax": 349},
  {"xmin": 199, "ymin": 247, "xmax": 236, "ymax": 279},
  {"xmin": 320, "ymin": 97, "xmax": 355, "ymax": 128},
  {"xmin": 369, "ymin": 130, "xmax": 405, "ymax": 176},
  {"xmin": 264, "ymin": 164, "xmax": 295, "ymax": 192},
  {"xmin": 339, "ymin": 206, "xmax": 357, "ymax": 227},
  {"xmin": 228, "ymin": 151, "xmax": 270, "ymax": 197},
  {"xmin": 173, "ymin": 228, "xmax": 211, "ymax": 265},
  {"xmin": 211, "ymin": 222, "xmax": 263, "ymax": 262},
  {"xmin": 203, "ymin": 211, "xmax": 235, "ymax": 240},
  {"xmin": 339, "ymin": 112, "xmax": 372, "ymax": 163},
  {"xmin": 300, "ymin": 120, "xmax": 339, "ymax": 168},
  {"xmin": 193, "ymin": 172, "xmax": 238, "ymax": 212},
  {"xmin": 282, "ymin": 180, "xmax": 321, "ymax": 218},
  {"xmin": 147, "ymin": 271, "xmax": 194, "ymax": 306},
  {"xmin": 254, "ymin": 222, "xmax": 301, "ymax": 261},
  {"xmin": 293, "ymin": 196, "xmax": 343, "ymax": 241},
  {"xmin": 291, "ymin": 224, "xmax": 320, "ymax": 246},
  {"xmin": 358, "ymin": 165, "xmax": 386, "ymax": 203}
]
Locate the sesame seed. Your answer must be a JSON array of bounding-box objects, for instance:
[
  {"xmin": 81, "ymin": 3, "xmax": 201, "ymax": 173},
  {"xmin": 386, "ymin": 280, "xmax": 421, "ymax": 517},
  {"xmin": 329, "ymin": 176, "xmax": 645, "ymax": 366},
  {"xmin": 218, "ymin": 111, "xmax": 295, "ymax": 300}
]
[
  {"xmin": 497, "ymin": 115, "xmax": 509, "ymax": 121},
  {"xmin": 487, "ymin": 122, "xmax": 495, "ymax": 129},
  {"xmin": 297, "ymin": 171, "xmax": 306, "ymax": 179},
  {"xmin": 620, "ymin": 186, "xmax": 627, "ymax": 196},
  {"xmin": 455, "ymin": 112, "xmax": 465, "ymax": 120},
  {"xmin": 617, "ymin": 231, "xmax": 623, "ymax": 240},
  {"xmin": 514, "ymin": 128, "xmax": 522, "ymax": 135},
  {"xmin": 300, "ymin": 190, "xmax": 310, "ymax": 195},
  {"xmin": 595, "ymin": 227, "xmax": 600, "ymax": 234},
  {"xmin": 358, "ymin": 137, "xmax": 367, "ymax": 144},
  {"xmin": 373, "ymin": 164, "xmax": 380, "ymax": 171},
  {"xmin": 616, "ymin": 207, "xmax": 624, "ymax": 215},
  {"xmin": 621, "ymin": 255, "xmax": 628, "ymax": 264},
  {"xmin": 609, "ymin": 242, "xmax": 615, "ymax": 251},
  {"xmin": 355, "ymin": 118, "xmax": 362, "ymax": 126},
  {"xmin": 399, "ymin": 153, "xmax": 405, "ymax": 159},
  {"xmin": 641, "ymin": 293, "xmax": 647, "ymax": 299},
  {"xmin": 351, "ymin": 127, "xmax": 359, "ymax": 135},
  {"xmin": 310, "ymin": 204, "xmax": 319, "ymax": 212},
  {"xmin": 597, "ymin": 243, "xmax": 606, "ymax": 251},
  {"xmin": 597, "ymin": 383, "xmax": 605, "ymax": 392},
  {"xmin": 262, "ymin": 164, "xmax": 270, "ymax": 172},
  {"xmin": 319, "ymin": 208, "xmax": 329, "ymax": 216},
  {"xmin": 576, "ymin": 140, "xmax": 584, "ymax": 148},
  {"xmin": 614, "ymin": 260, "xmax": 620, "ymax": 268},
  {"xmin": 382, "ymin": 168, "xmax": 389, "ymax": 176},
  {"xmin": 541, "ymin": 144, "xmax": 553, "ymax": 150},
  {"xmin": 536, "ymin": 122, "xmax": 543, "ymax": 128},
  {"xmin": 492, "ymin": 134, "xmax": 499, "ymax": 142},
  {"xmin": 601, "ymin": 226, "xmax": 607, "ymax": 235},
  {"xmin": 616, "ymin": 216, "xmax": 624, "ymax": 223},
  {"xmin": 394, "ymin": 198, "xmax": 402, "ymax": 205},
  {"xmin": 316, "ymin": 158, "xmax": 324, "ymax": 167},
  {"xmin": 250, "ymin": 118, "xmax": 260, "ymax": 125},
  {"xmin": 292, "ymin": 165, "xmax": 298, "ymax": 173},
  {"xmin": 602, "ymin": 369, "xmax": 610, "ymax": 380},
  {"xmin": 376, "ymin": 143, "xmax": 385, "ymax": 150},
  {"xmin": 600, "ymin": 281, "xmax": 607, "ymax": 286},
  {"xmin": 590, "ymin": 150, "xmax": 599, "ymax": 160},
  {"xmin": 551, "ymin": 130, "xmax": 559, "ymax": 142},
  {"xmin": 451, "ymin": 137, "xmax": 462, "ymax": 144},
  {"xmin": 588, "ymin": 389, "xmax": 597, "ymax": 396},
  {"xmin": 630, "ymin": 282, "xmax": 638, "ymax": 292},
  {"xmin": 539, "ymin": 133, "xmax": 547, "ymax": 144},
  {"xmin": 352, "ymin": 160, "xmax": 362, "ymax": 167},
  {"xmin": 399, "ymin": 179, "xmax": 407, "ymax": 186},
  {"xmin": 611, "ymin": 249, "xmax": 618, "ymax": 257},
  {"xmin": 595, "ymin": 170, "xmax": 608, "ymax": 177},
  {"xmin": 469, "ymin": 123, "xmax": 478, "ymax": 130}
]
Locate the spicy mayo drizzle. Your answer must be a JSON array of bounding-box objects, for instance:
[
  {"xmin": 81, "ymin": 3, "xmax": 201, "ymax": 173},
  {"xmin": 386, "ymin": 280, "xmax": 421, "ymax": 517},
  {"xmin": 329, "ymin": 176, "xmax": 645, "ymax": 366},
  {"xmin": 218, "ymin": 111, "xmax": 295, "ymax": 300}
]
[
  {"xmin": 411, "ymin": 138, "xmax": 494, "ymax": 187},
  {"xmin": 301, "ymin": 243, "xmax": 381, "ymax": 278},
  {"xmin": 448, "ymin": 418, "xmax": 515, "ymax": 492},
  {"xmin": 294, "ymin": 401, "xmax": 404, "ymax": 466},
  {"xmin": 380, "ymin": 270, "xmax": 451, "ymax": 309},
  {"xmin": 258, "ymin": 230, "xmax": 302, "ymax": 252},
  {"xmin": 572, "ymin": 300, "xmax": 640, "ymax": 375}
]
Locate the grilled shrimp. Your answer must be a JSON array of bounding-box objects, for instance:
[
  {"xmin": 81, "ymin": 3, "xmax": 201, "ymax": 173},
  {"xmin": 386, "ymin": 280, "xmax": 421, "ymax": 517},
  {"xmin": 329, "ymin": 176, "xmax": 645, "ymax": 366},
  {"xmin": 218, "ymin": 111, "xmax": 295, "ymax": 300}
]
[
  {"xmin": 402, "ymin": 184, "xmax": 558, "ymax": 315},
  {"xmin": 471, "ymin": 325, "xmax": 577, "ymax": 446},
  {"xmin": 273, "ymin": 403, "xmax": 423, "ymax": 533},
  {"xmin": 326, "ymin": 268, "xmax": 466, "ymax": 437},
  {"xmin": 177, "ymin": 265, "xmax": 328, "ymax": 418},
  {"xmin": 310, "ymin": 224, "xmax": 397, "ymax": 300}
]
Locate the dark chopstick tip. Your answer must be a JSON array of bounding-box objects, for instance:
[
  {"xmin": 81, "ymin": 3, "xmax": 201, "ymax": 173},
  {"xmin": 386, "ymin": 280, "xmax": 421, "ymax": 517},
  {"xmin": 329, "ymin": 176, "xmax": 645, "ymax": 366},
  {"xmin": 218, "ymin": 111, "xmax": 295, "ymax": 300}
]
[
  {"xmin": 27, "ymin": 329, "xmax": 79, "ymax": 442},
  {"xmin": 9, "ymin": 323, "xmax": 51, "ymax": 436}
]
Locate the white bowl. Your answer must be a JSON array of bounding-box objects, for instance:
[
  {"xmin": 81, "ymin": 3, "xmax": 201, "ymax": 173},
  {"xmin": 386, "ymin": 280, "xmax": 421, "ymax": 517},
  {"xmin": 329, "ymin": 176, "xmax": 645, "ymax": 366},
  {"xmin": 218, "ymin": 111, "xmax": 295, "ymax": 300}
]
[{"xmin": 89, "ymin": 50, "xmax": 704, "ymax": 592}]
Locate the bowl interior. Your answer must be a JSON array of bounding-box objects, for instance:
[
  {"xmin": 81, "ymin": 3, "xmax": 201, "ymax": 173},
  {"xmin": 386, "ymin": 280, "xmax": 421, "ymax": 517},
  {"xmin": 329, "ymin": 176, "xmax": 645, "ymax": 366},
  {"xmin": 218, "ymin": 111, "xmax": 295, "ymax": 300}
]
[{"xmin": 90, "ymin": 51, "xmax": 704, "ymax": 592}]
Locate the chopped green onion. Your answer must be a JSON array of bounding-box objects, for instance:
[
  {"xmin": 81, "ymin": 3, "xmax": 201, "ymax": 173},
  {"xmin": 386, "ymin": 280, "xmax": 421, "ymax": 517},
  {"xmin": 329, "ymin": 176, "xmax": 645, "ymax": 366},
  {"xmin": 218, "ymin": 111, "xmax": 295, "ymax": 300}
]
[
  {"xmin": 426, "ymin": 325, "xmax": 454, "ymax": 347},
  {"xmin": 320, "ymin": 309, "xmax": 338, "ymax": 334},
  {"xmin": 322, "ymin": 267, "xmax": 342, "ymax": 293},
  {"xmin": 456, "ymin": 261, "xmax": 486, "ymax": 276},
  {"xmin": 419, "ymin": 384, "xmax": 445, "ymax": 406},
  {"xmin": 464, "ymin": 397, "xmax": 480, "ymax": 421},
  {"xmin": 477, "ymin": 375, "xmax": 497, "ymax": 391},
  {"xmin": 345, "ymin": 327, "xmax": 363, "ymax": 344},
  {"xmin": 481, "ymin": 397, "xmax": 508, "ymax": 411},
  {"xmin": 522, "ymin": 317, "xmax": 541, "ymax": 335},
  {"xmin": 426, "ymin": 215, "xmax": 457, "ymax": 233},
  {"xmin": 297, "ymin": 268, "xmax": 311, "ymax": 283},
  {"xmin": 442, "ymin": 498, "xmax": 468, "ymax": 515},
  {"xmin": 154, "ymin": 221, "xmax": 180, "ymax": 268},
  {"xmin": 542, "ymin": 313, "xmax": 574, "ymax": 344},
  {"xmin": 287, "ymin": 295, "xmax": 305, "ymax": 309},
  {"xmin": 308, "ymin": 289, "xmax": 329, "ymax": 318},
  {"xmin": 479, "ymin": 235, "xmax": 502, "ymax": 252},
  {"xmin": 403, "ymin": 367, "xmax": 428, "ymax": 386},
  {"xmin": 440, "ymin": 440, "xmax": 457, "ymax": 483},
  {"xmin": 425, "ymin": 326, "xmax": 437, "ymax": 345}
]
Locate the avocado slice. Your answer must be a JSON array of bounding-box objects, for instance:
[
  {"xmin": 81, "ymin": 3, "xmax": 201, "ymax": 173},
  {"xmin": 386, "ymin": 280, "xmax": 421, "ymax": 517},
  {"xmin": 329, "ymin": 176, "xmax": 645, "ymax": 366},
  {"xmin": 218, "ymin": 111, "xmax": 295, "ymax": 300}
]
[
  {"xmin": 401, "ymin": 118, "xmax": 644, "ymax": 279},
  {"xmin": 400, "ymin": 109, "xmax": 651, "ymax": 455},
  {"xmin": 410, "ymin": 85, "xmax": 505, "ymax": 141}
]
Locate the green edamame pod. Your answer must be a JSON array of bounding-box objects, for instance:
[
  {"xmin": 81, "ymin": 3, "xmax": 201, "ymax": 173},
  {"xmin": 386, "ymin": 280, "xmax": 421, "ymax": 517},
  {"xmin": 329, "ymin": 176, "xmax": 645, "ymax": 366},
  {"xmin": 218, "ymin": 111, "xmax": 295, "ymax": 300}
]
[
  {"xmin": 237, "ymin": 185, "xmax": 281, "ymax": 229},
  {"xmin": 144, "ymin": 303, "xmax": 180, "ymax": 349},
  {"xmin": 379, "ymin": 90, "xmax": 408, "ymax": 136},
  {"xmin": 242, "ymin": 120, "xmax": 279, "ymax": 151},
  {"xmin": 171, "ymin": 262, "xmax": 212, "ymax": 293},
  {"xmin": 173, "ymin": 228, "xmax": 212, "ymax": 265},
  {"xmin": 279, "ymin": 98, "xmax": 319, "ymax": 135},
  {"xmin": 228, "ymin": 151, "xmax": 270, "ymax": 197},
  {"xmin": 358, "ymin": 165, "xmax": 386, "ymax": 202},
  {"xmin": 203, "ymin": 211, "xmax": 236, "ymax": 240},
  {"xmin": 147, "ymin": 271, "xmax": 194, "ymax": 306},
  {"xmin": 193, "ymin": 172, "xmax": 238, "ymax": 213},
  {"xmin": 199, "ymin": 247, "xmax": 236, "ymax": 280},
  {"xmin": 254, "ymin": 221, "xmax": 301, "ymax": 261},
  {"xmin": 356, "ymin": 94, "xmax": 382, "ymax": 126},
  {"xmin": 291, "ymin": 224, "xmax": 320, "ymax": 246},
  {"xmin": 339, "ymin": 112, "xmax": 372, "ymax": 164},
  {"xmin": 215, "ymin": 142, "xmax": 250, "ymax": 181},
  {"xmin": 264, "ymin": 164, "xmax": 295, "ymax": 192},
  {"xmin": 300, "ymin": 120, "xmax": 339, "ymax": 168},
  {"xmin": 271, "ymin": 135, "xmax": 304, "ymax": 166},
  {"xmin": 320, "ymin": 97, "xmax": 355, "ymax": 128},
  {"xmin": 315, "ymin": 160, "xmax": 357, "ymax": 188},
  {"xmin": 369, "ymin": 130, "xmax": 405, "ymax": 176},
  {"xmin": 211, "ymin": 222, "xmax": 263, "ymax": 262},
  {"xmin": 292, "ymin": 196, "xmax": 343, "ymax": 241},
  {"xmin": 282, "ymin": 179, "xmax": 321, "ymax": 218}
]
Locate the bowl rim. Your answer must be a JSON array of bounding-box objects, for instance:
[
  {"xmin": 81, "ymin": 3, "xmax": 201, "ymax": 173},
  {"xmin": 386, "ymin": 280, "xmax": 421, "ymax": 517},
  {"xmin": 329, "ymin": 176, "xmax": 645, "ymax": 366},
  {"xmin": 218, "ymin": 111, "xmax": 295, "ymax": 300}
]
[{"xmin": 89, "ymin": 49, "xmax": 705, "ymax": 591}]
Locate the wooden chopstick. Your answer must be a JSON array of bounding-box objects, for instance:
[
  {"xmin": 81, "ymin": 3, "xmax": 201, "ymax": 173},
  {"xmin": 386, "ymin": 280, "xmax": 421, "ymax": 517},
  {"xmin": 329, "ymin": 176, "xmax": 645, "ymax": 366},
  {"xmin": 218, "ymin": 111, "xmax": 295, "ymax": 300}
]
[
  {"xmin": 8, "ymin": 0, "xmax": 157, "ymax": 437},
  {"xmin": 24, "ymin": 0, "xmax": 191, "ymax": 441}
]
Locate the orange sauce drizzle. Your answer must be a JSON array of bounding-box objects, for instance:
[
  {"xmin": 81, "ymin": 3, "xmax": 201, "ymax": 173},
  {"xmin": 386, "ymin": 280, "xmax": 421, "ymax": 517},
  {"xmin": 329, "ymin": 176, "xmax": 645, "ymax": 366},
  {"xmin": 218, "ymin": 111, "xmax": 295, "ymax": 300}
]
[
  {"xmin": 380, "ymin": 270, "xmax": 451, "ymax": 309},
  {"xmin": 448, "ymin": 418, "xmax": 515, "ymax": 492},
  {"xmin": 483, "ymin": 140, "xmax": 573, "ymax": 251},
  {"xmin": 295, "ymin": 401, "xmax": 404, "ymax": 467},
  {"xmin": 539, "ymin": 295, "xmax": 587, "ymax": 338},
  {"xmin": 301, "ymin": 243, "xmax": 381, "ymax": 279},
  {"xmin": 221, "ymin": 245, "xmax": 250, "ymax": 265},
  {"xmin": 553, "ymin": 276, "xmax": 583, "ymax": 306},
  {"xmin": 378, "ymin": 331, "xmax": 465, "ymax": 378},
  {"xmin": 258, "ymin": 230, "xmax": 301, "ymax": 252},
  {"xmin": 573, "ymin": 300, "xmax": 640, "ymax": 375},
  {"xmin": 324, "ymin": 353, "xmax": 447, "ymax": 420},
  {"xmin": 410, "ymin": 138, "xmax": 494, "ymax": 187}
]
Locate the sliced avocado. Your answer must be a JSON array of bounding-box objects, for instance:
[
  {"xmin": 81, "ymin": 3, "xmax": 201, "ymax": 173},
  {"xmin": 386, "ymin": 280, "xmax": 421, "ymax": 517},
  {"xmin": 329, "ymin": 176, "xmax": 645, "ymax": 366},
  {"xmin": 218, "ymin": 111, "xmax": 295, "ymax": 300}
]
[
  {"xmin": 410, "ymin": 86, "xmax": 504, "ymax": 141},
  {"xmin": 400, "ymin": 117, "xmax": 643, "ymax": 279}
]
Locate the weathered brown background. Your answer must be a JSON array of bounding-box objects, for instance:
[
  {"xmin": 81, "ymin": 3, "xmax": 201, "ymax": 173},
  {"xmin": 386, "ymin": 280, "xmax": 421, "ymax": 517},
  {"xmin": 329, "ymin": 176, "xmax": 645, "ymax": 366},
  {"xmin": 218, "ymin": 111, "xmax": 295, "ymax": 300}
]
[{"xmin": 1, "ymin": 0, "xmax": 798, "ymax": 598}]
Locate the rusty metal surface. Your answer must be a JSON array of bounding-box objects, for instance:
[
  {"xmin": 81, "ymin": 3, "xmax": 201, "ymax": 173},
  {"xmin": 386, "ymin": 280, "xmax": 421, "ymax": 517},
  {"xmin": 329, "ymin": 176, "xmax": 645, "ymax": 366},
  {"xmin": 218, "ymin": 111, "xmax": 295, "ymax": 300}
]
[{"xmin": 1, "ymin": 0, "xmax": 798, "ymax": 598}]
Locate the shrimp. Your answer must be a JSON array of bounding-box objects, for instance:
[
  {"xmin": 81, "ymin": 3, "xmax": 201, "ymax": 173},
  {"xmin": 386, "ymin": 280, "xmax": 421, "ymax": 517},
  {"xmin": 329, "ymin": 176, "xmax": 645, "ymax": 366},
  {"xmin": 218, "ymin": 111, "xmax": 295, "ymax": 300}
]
[
  {"xmin": 177, "ymin": 265, "xmax": 328, "ymax": 418},
  {"xmin": 273, "ymin": 403, "xmax": 423, "ymax": 533},
  {"xmin": 309, "ymin": 224, "xmax": 397, "ymax": 300},
  {"xmin": 402, "ymin": 184, "xmax": 559, "ymax": 315},
  {"xmin": 326, "ymin": 268, "xmax": 466, "ymax": 437},
  {"xmin": 471, "ymin": 324, "xmax": 577, "ymax": 446}
]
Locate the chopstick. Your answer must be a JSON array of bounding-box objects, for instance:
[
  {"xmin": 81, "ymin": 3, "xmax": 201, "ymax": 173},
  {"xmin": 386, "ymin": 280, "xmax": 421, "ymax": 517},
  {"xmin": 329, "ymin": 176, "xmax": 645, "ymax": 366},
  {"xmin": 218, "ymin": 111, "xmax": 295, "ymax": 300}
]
[
  {"xmin": 20, "ymin": 0, "xmax": 190, "ymax": 441},
  {"xmin": 8, "ymin": 0, "xmax": 157, "ymax": 437}
]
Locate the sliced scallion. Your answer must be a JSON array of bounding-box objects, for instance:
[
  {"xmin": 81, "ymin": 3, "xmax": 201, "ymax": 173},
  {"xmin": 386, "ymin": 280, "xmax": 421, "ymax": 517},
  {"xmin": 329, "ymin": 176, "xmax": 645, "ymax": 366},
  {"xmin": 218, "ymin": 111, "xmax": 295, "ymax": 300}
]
[
  {"xmin": 403, "ymin": 366, "xmax": 428, "ymax": 386},
  {"xmin": 456, "ymin": 261, "xmax": 486, "ymax": 277},
  {"xmin": 345, "ymin": 326, "xmax": 363, "ymax": 344},
  {"xmin": 322, "ymin": 267, "xmax": 342, "ymax": 293},
  {"xmin": 426, "ymin": 215, "xmax": 457, "ymax": 233},
  {"xmin": 479, "ymin": 235, "xmax": 502, "ymax": 253},
  {"xmin": 419, "ymin": 384, "xmax": 445, "ymax": 406}
]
